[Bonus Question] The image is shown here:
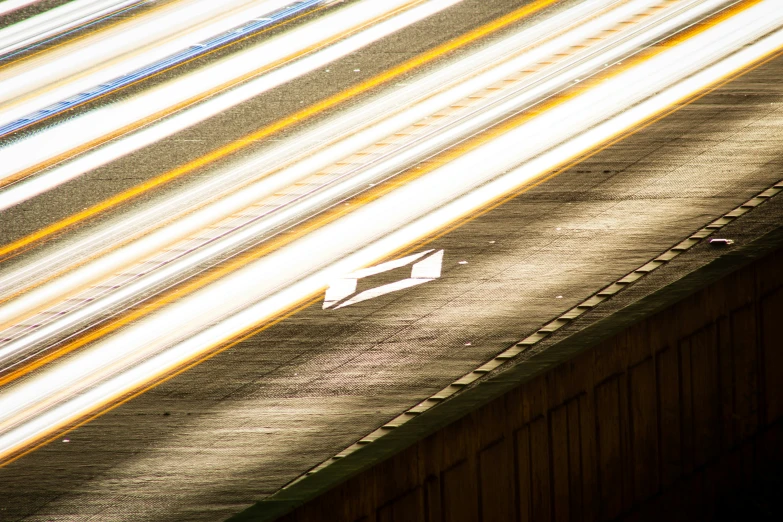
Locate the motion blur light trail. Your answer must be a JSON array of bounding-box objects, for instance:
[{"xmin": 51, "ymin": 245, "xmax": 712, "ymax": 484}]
[
  {"xmin": 0, "ymin": 0, "xmax": 781, "ymax": 464},
  {"xmin": 0, "ymin": 0, "xmax": 459, "ymax": 201},
  {"xmin": 0, "ymin": 0, "xmax": 625, "ymax": 336},
  {"xmin": 0, "ymin": 0, "xmax": 326, "ymax": 138},
  {"xmin": 0, "ymin": 0, "xmax": 44, "ymax": 18},
  {"xmin": 0, "ymin": 0, "xmax": 556, "ymax": 257},
  {"xmin": 2, "ymin": 0, "xmax": 702, "ymax": 370},
  {"xmin": 0, "ymin": 0, "xmax": 147, "ymax": 56}
]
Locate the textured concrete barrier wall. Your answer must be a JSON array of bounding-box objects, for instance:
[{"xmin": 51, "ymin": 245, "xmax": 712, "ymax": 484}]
[{"xmin": 267, "ymin": 245, "xmax": 783, "ymax": 522}]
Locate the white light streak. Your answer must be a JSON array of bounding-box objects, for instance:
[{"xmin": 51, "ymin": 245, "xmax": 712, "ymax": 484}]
[
  {"xmin": 0, "ymin": 0, "xmax": 296, "ymax": 120},
  {"xmin": 0, "ymin": 0, "xmax": 742, "ymax": 363},
  {"xmin": 1, "ymin": 0, "xmax": 782, "ymax": 462},
  {"xmin": 0, "ymin": 0, "xmax": 652, "ymax": 312},
  {"xmin": 0, "ymin": 0, "xmax": 141, "ymax": 55},
  {"xmin": 0, "ymin": 0, "xmax": 457, "ymax": 205}
]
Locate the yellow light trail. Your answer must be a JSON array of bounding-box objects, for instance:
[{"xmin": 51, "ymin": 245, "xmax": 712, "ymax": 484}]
[
  {"xmin": 0, "ymin": 0, "xmax": 559, "ymax": 261},
  {"xmin": 0, "ymin": 0, "xmax": 623, "ymax": 352},
  {"xmin": 0, "ymin": 0, "xmax": 762, "ymax": 382},
  {"xmin": 0, "ymin": 0, "xmax": 334, "ymax": 186},
  {"xmin": 0, "ymin": 0, "xmax": 781, "ymax": 467},
  {"xmin": 0, "ymin": 0, "xmax": 451, "ymax": 195}
]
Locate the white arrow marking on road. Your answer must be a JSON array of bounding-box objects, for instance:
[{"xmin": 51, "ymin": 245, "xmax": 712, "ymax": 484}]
[{"xmin": 323, "ymin": 249, "xmax": 444, "ymax": 309}]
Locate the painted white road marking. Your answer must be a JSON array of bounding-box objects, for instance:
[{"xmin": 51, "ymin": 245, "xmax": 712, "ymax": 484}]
[{"xmin": 323, "ymin": 249, "xmax": 443, "ymax": 309}]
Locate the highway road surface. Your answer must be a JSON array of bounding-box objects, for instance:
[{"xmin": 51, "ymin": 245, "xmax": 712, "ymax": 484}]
[{"xmin": 0, "ymin": 0, "xmax": 782, "ymax": 519}]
